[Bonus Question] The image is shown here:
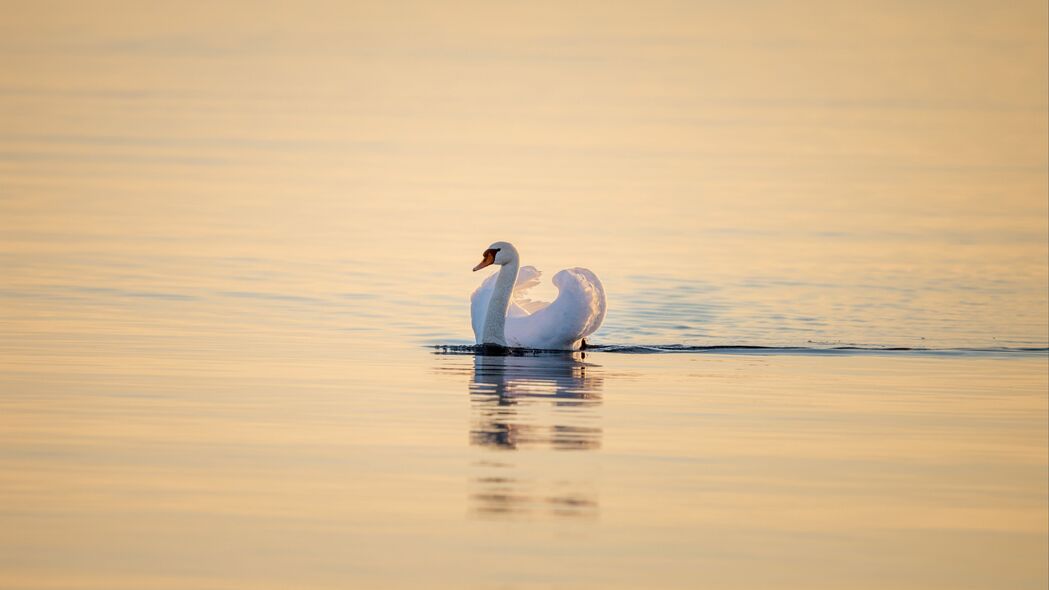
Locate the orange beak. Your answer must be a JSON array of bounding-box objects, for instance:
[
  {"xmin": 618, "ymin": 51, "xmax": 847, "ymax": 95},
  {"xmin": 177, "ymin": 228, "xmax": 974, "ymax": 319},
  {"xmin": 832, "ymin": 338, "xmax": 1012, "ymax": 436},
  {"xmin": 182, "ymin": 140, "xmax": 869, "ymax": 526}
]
[{"xmin": 472, "ymin": 249, "xmax": 496, "ymax": 272}]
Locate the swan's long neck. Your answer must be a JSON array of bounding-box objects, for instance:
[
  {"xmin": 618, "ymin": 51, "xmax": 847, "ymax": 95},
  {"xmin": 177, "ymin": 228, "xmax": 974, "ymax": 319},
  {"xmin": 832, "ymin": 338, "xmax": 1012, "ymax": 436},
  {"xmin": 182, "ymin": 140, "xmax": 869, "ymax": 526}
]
[{"xmin": 482, "ymin": 259, "xmax": 519, "ymax": 346}]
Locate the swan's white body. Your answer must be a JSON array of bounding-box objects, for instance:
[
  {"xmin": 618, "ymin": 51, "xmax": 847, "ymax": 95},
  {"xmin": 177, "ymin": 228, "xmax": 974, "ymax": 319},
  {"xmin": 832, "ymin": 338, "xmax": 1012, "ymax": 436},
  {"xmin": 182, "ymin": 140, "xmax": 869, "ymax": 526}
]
[{"xmin": 470, "ymin": 242, "xmax": 605, "ymax": 351}]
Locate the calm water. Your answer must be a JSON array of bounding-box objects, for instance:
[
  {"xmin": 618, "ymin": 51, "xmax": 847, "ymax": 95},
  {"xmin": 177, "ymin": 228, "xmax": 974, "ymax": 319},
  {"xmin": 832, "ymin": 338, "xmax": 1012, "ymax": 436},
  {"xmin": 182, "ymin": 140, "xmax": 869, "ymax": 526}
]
[{"xmin": 1, "ymin": 1, "xmax": 1047, "ymax": 588}]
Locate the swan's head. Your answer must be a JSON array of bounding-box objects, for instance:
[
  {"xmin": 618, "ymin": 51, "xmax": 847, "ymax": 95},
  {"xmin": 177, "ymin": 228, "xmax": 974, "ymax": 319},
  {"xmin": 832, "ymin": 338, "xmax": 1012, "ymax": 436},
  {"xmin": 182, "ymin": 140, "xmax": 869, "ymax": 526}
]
[{"xmin": 472, "ymin": 241, "xmax": 518, "ymax": 272}]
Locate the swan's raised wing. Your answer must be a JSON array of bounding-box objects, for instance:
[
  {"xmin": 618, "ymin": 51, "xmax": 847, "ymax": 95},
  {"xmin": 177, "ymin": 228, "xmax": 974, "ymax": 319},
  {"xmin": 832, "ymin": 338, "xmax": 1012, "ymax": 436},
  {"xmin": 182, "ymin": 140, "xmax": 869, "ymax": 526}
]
[
  {"xmin": 470, "ymin": 266, "xmax": 546, "ymax": 342},
  {"xmin": 505, "ymin": 267, "xmax": 606, "ymax": 350},
  {"xmin": 510, "ymin": 266, "xmax": 550, "ymax": 315}
]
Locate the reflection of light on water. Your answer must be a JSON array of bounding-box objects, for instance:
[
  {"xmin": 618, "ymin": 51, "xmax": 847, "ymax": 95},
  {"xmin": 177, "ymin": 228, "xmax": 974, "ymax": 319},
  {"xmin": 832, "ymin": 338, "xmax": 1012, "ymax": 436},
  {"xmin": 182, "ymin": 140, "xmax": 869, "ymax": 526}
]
[{"xmin": 465, "ymin": 353, "xmax": 602, "ymax": 519}]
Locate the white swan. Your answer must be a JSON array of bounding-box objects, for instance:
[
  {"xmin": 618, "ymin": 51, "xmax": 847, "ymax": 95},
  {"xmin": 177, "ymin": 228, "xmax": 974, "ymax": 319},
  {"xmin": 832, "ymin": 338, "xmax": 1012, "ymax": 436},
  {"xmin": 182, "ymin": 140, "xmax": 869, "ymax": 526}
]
[{"xmin": 470, "ymin": 241, "xmax": 606, "ymax": 351}]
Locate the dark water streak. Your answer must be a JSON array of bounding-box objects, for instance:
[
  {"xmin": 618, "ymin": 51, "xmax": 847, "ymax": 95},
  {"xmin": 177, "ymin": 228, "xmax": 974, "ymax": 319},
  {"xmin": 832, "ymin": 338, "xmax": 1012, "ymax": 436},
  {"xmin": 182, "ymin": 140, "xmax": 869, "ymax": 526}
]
[{"xmin": 434, "ymin": 343, "xmax": 1049, "ymax": 357}]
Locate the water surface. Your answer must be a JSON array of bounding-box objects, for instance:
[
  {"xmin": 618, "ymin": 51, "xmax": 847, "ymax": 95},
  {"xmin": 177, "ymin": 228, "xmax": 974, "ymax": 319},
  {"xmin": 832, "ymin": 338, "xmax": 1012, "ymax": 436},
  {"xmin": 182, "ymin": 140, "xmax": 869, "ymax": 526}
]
[{"xmin": 1, "ymin": 1, "xmax": 1047, "ymax": 588}]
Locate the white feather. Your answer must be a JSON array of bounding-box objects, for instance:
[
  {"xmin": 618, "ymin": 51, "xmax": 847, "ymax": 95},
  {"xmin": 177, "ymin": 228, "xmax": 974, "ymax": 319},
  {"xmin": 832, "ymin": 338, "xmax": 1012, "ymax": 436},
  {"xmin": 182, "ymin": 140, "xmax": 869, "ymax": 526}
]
[{"xmin": 471, "ymin": 263, "xmax": 606, "ymax": 351}]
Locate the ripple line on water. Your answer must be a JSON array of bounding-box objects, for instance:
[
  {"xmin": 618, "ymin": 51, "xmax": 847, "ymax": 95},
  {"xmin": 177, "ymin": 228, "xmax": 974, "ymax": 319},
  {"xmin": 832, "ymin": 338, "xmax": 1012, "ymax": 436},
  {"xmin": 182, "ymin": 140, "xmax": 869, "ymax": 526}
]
[{"xmin": 432, "ymin": 343, "xmax": 1049, "ymax": 357}]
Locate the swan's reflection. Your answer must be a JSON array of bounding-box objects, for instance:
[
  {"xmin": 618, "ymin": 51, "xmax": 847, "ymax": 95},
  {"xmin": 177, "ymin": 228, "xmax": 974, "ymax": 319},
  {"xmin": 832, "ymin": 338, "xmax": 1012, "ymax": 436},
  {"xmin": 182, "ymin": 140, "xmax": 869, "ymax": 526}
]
[
  {"xmin": 466, "ymin": 352, "xmax": 603, "ymax": 519},
  {"xmin": 470, "ymin": 353, "xmax": 602, "ymax": 450}
]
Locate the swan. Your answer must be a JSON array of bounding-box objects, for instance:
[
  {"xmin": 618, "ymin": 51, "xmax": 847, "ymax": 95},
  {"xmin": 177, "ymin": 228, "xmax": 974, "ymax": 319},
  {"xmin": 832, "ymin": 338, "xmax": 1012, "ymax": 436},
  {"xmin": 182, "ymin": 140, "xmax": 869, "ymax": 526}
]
[{"xmin": 470, "ymin": 241, "xmax": 606, "ymax": 351}]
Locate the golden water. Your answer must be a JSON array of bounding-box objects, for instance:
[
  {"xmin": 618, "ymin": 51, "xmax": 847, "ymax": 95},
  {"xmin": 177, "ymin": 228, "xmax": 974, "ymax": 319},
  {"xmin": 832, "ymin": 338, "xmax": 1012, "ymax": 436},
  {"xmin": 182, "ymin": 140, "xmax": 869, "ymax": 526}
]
[{"xmin": 1, "ymin": 1, "xmax": 1046, "ymax": 588}]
